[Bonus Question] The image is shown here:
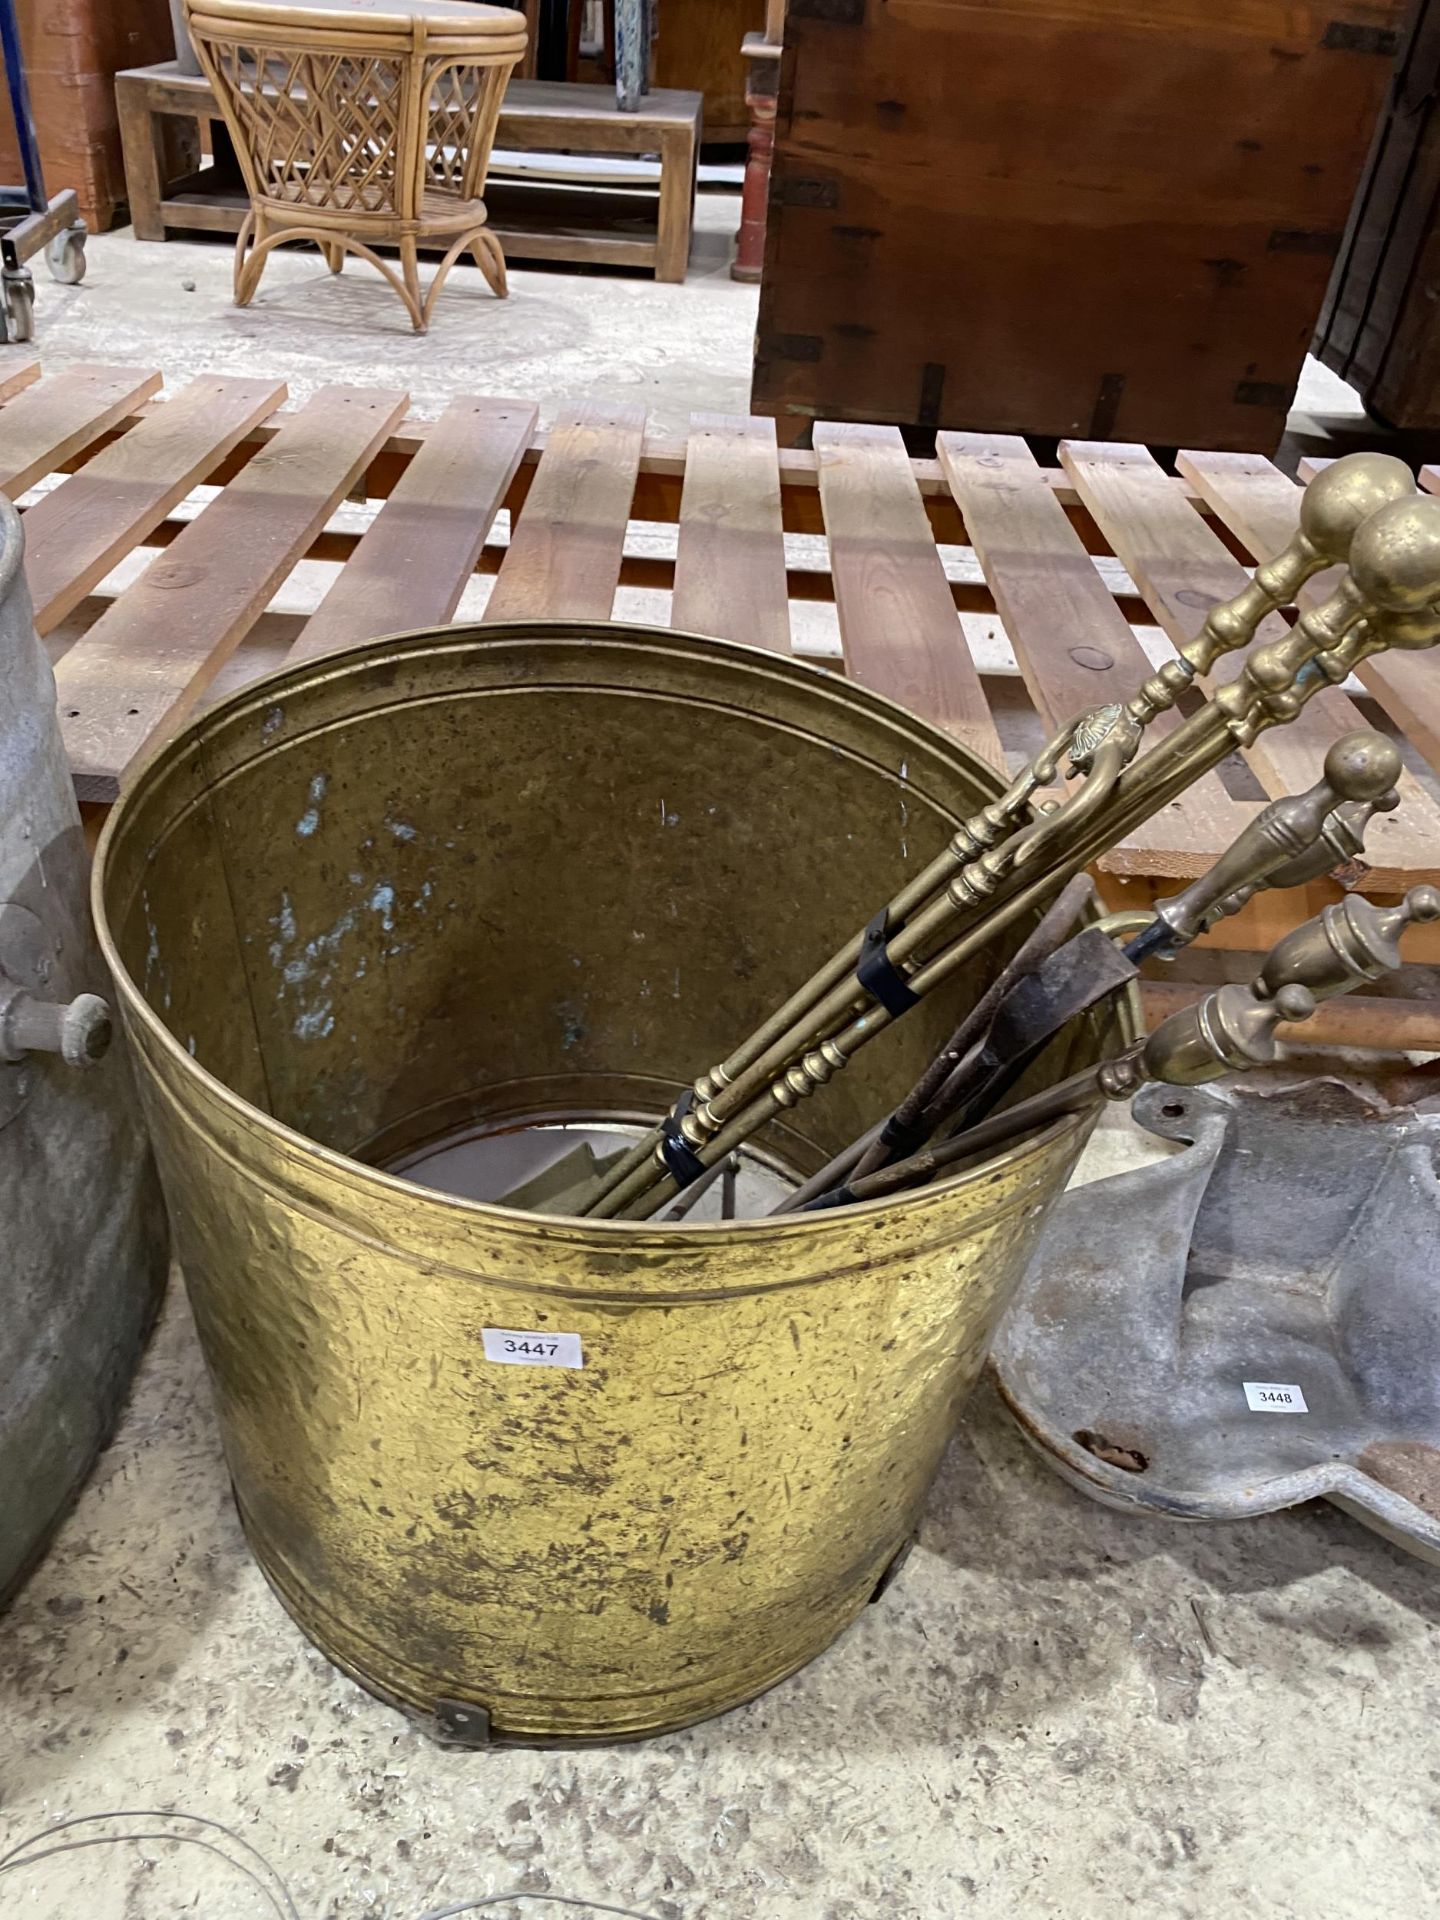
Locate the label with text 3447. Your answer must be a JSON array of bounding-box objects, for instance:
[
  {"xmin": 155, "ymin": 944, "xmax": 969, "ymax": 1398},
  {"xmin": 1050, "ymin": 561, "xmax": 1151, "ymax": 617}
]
[{"xmin": 482, "ymin": 1327, "xmax": 584, "ymax": 1369}]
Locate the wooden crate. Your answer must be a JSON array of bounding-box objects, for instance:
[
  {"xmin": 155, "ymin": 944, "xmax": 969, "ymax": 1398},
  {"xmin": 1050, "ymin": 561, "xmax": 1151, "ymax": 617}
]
[
  {"xmin": 2, "ymin": 357, "xmax": 1437, "ymax": 1040},
  {"xmin": 755, "ymin": 0, "xmax": 1407, "ymax": 449}
]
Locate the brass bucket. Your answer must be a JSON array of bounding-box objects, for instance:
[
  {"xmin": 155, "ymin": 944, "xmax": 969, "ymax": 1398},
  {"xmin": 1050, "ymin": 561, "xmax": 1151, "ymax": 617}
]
[{"xmin": 94, "ymin": 622, "xmax": 1137, "ymax": 1744}]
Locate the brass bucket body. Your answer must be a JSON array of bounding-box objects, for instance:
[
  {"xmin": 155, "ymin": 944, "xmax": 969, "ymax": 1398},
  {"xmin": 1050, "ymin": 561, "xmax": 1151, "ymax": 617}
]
[{"xmin": 94, "ymin": 623, "xmax": 1135, "ymax": 1743}]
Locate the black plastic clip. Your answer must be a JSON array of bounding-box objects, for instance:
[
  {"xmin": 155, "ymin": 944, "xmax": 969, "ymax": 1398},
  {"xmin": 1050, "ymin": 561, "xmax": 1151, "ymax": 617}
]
[
  {"xmin": 660, "ymin": 1087, "xmax": 709, "ymax": 1190},
  {"xmin": 857, "ymin": 908, "xmax": 920, "ymax": 1018}
]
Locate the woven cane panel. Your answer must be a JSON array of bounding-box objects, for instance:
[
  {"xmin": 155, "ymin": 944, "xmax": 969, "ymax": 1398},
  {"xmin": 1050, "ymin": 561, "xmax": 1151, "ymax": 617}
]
[
  {"xmin": 424, "ymin": 60, "xmax": 512, "ymax": 199},
  {"xmin": 210, "ymin": 42, "xmax": 406, "ymax": 215}
]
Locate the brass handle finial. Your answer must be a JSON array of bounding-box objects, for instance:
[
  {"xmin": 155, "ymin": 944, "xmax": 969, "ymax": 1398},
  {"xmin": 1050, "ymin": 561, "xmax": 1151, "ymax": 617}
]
[
  {"xmin": 1257, "ymin": 882, "xmax": 1440, "ymax": 1001},
  {"xmin": 1349, "ymin": 493, "xmax": 1440, "ymax": 613},
  {"xmin": 1297, "ymin": 453, "xmax": 1417, "ymax": 563},
  {"xmin": 1145, "ymin": 729, "xmax": 1403, "ymax": 954},
  {"xmin": 1183, "ymin": 452, "xmax": 1415, "ymax": 680},
  {"xmin": 1145, "ymin": 884, "xmax": 1440, "ymax": 1087}
]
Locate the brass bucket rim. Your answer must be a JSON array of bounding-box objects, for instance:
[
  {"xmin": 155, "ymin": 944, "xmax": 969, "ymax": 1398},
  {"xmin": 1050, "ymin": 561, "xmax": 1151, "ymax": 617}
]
[{"xmin": 93, "ymin": 617, "xmax": 1139, "ymax": 1241}]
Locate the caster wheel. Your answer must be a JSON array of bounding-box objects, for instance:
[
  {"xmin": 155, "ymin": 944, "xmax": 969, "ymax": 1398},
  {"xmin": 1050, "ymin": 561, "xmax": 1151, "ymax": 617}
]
[
  {"xmin": 46, "ymin": 224, "xmax": 87, "ymax": 286},
  {"xmin": 2, "ymin": 270, "xmax": 35, "ymax": 343}
]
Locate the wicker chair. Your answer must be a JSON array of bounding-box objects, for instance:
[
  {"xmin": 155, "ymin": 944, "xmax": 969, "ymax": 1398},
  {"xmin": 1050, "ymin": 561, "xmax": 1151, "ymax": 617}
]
[{"xmin": 185, "ymin": 0, "xmax": 528, "ymax": 331}]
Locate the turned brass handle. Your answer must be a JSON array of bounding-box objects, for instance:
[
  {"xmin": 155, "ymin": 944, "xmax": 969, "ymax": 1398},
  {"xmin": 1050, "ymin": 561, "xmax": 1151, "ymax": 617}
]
[
  {"xmin": 1145, "ymin": 884, "xmax": 1440, "ymax": 1085},
  {"xmin": 1182, "ymin": 453, "xmax": 1417, "ymax": 680},
  {"xmin": 1142, "ymin": 729, "xmax": 1403, "ymax": 957}
]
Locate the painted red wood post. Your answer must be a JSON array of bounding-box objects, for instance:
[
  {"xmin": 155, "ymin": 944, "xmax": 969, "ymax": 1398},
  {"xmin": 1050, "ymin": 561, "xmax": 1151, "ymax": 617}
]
[{"xmin": 732, "ymin": 32, "xmax": 779, "ymax": 284}]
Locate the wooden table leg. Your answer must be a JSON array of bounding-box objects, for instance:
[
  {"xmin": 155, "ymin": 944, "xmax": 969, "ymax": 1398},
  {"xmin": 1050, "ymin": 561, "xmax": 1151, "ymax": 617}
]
[
  {"xmin": 116, "ymin": 75, "xmax": 169, "ymax": 242},
  {"xmin": 656, "ymin": 119, "xmax": 695, "ymax": 283}
]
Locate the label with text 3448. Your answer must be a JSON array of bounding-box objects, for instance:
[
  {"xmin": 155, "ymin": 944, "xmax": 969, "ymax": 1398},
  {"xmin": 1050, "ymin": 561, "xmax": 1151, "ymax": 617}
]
[{"xmin": 1242, "ymin": 1381, "xmax": 1307, "ymax": 1413}]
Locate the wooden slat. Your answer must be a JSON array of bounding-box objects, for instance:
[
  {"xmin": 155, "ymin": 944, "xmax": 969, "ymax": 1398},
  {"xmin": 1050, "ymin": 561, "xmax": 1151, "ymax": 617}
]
[
  {"xmin": 0, "ymin": 364, "xmax": 164, "ymax": 500},
  {"xmin": 1197, "ymin": 452, "xmax": 1338, "ymax": 557},
  {"xmin": 1177, "ymin": 447, "xmax": 1440, "ymax": 887},
  {"xmin": 1184, "ymin": 451, "xmax": 1353, "ymax": 628},
  {"xmin": 22, "ymin": 374, "xmax": 289, "ymax": 634},
  {"xmin": 482, "ymin": 399, "xmax": 645, "ymax": 621},
  {"xmin": 56, "ymin": 384, "xmax": 410, "ymax": 802},
  {"xmin": 287, "ymin": 395, "xmax": 538, "ymax": 664},
  {"xmin": 938, "ymin": 431, "xmax": 1244, "ymax": 871},
  {"xmin": 1350, "ymin": 643, "xmax": 1440, "ymax": 783},
  {"xmin": 671, "ymin": 411, "xmax": 790, "ymax": 652},
  {"xmin": 0, "ymin": 358, "xmax": 41, "ymax": 404},
  {"xmin": 813, "ymin": 421, "xmax": 1005, "ymax": 772},
  {"xmin": 1061, "ymin": 442, "xmax": 1292, "ymax": 693},
  {"xmin": 939, "ymin": 431, "xmax": 1152, "ymax": 726},
  {"xmin": 1060, "ymin": 441, "xmax": 1440, "ymax": 889},
  {"xmin": 71, "ymin": 387, "xmax": 1232, "ymax": 523}
]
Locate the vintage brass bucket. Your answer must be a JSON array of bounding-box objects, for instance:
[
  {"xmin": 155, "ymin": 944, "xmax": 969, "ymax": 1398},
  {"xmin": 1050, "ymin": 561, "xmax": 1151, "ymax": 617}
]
[{"xmin": 94, "ymin": 622, "xmax": 1137, "ymax": 1744}]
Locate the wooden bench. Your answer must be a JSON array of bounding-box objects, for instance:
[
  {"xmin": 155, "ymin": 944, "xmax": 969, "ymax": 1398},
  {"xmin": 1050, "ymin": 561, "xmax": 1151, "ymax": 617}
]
[
  {"xmin": 115, "ymin": 64, "xmax": 703, "ymax": 282},
  {"xmin": 4, "ymin": 356, "xmax": 1438, "ymax": 1043}
]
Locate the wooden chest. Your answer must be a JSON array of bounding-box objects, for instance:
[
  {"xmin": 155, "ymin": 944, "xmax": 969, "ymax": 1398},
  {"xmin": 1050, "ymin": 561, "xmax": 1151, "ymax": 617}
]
[
  {"xmin": 754, "ymin": 0, "xmax": 1407, "ymax": 449},
  {"xmin": 652, "ymin": 0, "xmax": 755, "ymax": 142},
  {"xmin": 1315, "ymin": 0, "xmax": 1440, "ymax": 427}
]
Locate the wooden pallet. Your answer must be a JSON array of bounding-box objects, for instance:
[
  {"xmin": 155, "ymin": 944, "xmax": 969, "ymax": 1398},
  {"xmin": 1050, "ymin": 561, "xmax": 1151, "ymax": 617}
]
[{"xmin": 4, "ymin": 358, "xmax": 1438, "ymax": 1039}]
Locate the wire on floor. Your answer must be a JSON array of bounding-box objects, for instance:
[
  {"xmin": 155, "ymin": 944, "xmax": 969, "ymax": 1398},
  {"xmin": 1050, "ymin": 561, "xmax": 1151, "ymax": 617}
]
[{"xmin": 0, "ymin": 1808, "xmax": 668, "ymax": 1920}]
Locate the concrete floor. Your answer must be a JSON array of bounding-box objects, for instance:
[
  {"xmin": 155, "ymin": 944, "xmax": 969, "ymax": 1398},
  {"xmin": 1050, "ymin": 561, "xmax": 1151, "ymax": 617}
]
[
  {"xmin": 4, "ymin": 211, "xmax": 1439, "ymax": 1920},
  {"xmin": 6, "ymin": 1156, "xmax": 1440, "ymax": 1920},
  {"xmin": 17, "ymin": 196, "xmax": 758, "ymax": 436}
]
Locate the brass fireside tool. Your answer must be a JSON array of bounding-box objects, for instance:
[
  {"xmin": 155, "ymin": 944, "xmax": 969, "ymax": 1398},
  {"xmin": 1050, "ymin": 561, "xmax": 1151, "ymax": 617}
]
[
  {"xmin": 584, "ymin": 452, "xmax": 1440, "ymax": 1221},
  {"xmin": 777, "ymin": 727, "xmax": 1403, "ymax": 1213},
  {"xmin": 1124, "ymin": 728, "xmax": 1402, "ymax": 963},
  {"xmin": 809, "ymin": 883, "xmax": 1440, "ymax": 1210}
]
